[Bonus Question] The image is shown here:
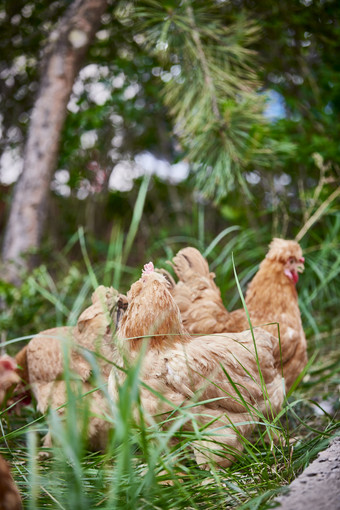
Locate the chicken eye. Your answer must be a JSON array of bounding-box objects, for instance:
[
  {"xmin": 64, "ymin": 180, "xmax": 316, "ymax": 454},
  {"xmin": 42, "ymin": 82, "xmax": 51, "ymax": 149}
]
[{"xmin": 288, "ymin": 257, "xmax": 296, "ymax": 264}]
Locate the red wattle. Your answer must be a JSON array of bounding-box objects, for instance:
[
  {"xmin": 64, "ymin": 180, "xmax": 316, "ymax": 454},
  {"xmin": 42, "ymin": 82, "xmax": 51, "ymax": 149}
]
[
  {"xmin": 284, "ymin": 268, "xmax": 299, "ymax": 284},
  {"xmin": 292, "ymin": 271, "xmax": 299, "ymax": 284}
]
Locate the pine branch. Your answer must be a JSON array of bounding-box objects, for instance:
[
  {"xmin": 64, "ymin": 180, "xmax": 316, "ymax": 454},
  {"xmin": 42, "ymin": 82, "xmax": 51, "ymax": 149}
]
[
  {"xmin": 133, "ymin": 1, "xmax": 294, "ymax": 200},
  {"xmin": 185, "ymin": 2, "xmax": 221, "ymax": 123}
]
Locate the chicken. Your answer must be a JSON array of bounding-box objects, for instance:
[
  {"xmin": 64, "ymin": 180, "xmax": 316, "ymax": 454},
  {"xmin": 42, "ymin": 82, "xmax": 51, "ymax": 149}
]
[
  {"xmin": 108, "ymin": 263, "xmax": 284, "ymax": 469},
  {"xmin": 0, "ymin": 356, "xmax": 22, "ymax": 510},
  {"xmin": 167, "ymin": 239, "xmax": 307, "ymax": 391},
  {"xmin": 15, "ymin": 286, "xmax": 127, "ymax": 451},
  {"xmin": 158, "ymin": 247, "xmax": 228, "ymax": 335}
]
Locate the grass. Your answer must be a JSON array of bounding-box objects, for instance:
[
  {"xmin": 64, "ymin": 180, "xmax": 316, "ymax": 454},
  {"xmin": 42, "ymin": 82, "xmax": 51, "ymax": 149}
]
[
  {"xmin": 1, "ymin": 199, "xmax": 340, "ymax": 509},
  {"xmin": 1, "ymin": 358, "xmax": 338, "ymax": 510}
]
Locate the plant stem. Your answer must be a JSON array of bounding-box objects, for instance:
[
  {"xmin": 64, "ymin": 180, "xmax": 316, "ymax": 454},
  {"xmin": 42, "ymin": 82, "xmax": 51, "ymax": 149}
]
[{"xmin": 295, "ymin": 186, "xmax": 340, "ymax": 242}]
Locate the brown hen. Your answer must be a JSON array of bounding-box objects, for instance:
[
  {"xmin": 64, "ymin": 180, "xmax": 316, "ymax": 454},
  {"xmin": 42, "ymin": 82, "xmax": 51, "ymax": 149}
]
[
  {"xmin": 108, "ymin": 263, "xmax": 283, "ymax": 469},
  {"xmin": 168, "ymin": 239, "xmax": 307, "ymax": 390},
  {"xmin": 0, "ymin": 356, "xmax": 22, "ymax": 510}
]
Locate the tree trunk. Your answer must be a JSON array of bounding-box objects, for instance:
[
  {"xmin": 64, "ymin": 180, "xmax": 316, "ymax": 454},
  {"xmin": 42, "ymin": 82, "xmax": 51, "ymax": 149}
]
[{"xmin": 1, "ymin": 0, "xmax": 107, "ymax": 283}]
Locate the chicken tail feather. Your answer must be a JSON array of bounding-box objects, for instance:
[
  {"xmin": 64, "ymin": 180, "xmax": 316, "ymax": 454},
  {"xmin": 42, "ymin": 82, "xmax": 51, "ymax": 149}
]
[{"xmin": 172, "ymin": 247, "xmax": 213, "ymax": 282}]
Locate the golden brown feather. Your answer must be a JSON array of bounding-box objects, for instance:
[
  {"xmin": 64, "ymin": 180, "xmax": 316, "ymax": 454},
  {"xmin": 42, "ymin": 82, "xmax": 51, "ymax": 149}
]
[
  {"xmin": 109, "ymin": 267, "xmax": 283, "ymax": 469},
  {"xmin": 15, "ymin": 286, "xmax": 127, "ymax": 450},
  {"xmin": 0, "ymin": 356, "xmax": 22, "ymax": 510},
  {"xmin": 169, "ymin": 240, "xmax": 307, "ymax": 391}
]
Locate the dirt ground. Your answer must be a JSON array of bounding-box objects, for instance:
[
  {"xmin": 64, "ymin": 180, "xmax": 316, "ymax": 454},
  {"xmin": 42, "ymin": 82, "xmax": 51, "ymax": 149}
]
[{"xmin": 274, "ymin": 436, "xmax": 340, "ymax": 509}]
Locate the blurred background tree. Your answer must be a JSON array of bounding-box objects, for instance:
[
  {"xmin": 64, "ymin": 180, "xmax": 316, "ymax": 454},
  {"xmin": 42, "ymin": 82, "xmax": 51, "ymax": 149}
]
[
  {"xmin": 0, "ymin": 0, "xmax": 292, "ymax": 276},
  {"xmin": 1, "ymin": 0, "xmax": 107, "ymax": 281},
  {"xmin": 0, "ymin": 4, "xmax": 339, "ymax": 505}
]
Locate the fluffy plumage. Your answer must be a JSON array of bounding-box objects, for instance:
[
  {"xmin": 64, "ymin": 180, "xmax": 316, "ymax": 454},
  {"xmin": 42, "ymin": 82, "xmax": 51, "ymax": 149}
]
[
  {"xmin": 0, "ymin": 458, "xmax": 22, "ymax": 510},
  {"xmin": 168, "ymin": 239, "xmax": 307, "ymax": 390},
  {"xmin": 16, "ymin": 286, "xmax": 127, "ymax": 450},
  {"xmin": 108, "ymin": 267, "xmax": 283, "ymax": 469},
  {"xmin": 0, "ymin": 356, "xmax": 22, "ymax": 510}
]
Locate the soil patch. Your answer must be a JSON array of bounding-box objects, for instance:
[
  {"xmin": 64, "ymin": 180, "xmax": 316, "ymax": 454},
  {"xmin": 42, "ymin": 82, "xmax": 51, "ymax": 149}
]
[{"xmin": 274, "ymin": 436, "xmax": 340, "ymax": 509}]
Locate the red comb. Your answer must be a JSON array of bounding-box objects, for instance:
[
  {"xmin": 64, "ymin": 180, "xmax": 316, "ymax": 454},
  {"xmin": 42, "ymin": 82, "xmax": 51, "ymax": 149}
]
[{"xmin": 142, "ymin": 262, "xmax": 154, "ymax": 277}]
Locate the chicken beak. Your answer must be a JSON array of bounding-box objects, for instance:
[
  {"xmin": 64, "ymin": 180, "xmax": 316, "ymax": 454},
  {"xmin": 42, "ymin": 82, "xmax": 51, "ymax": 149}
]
[{"xmin": 297, "ymin": 257, "xmax": 305, "ymax": 273}]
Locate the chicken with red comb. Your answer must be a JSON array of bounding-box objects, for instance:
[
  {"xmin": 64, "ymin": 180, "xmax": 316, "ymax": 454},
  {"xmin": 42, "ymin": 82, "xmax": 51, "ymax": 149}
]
[
  {"xmin": 109, "ymin": 263, "xmax": 284, "ymax": 469},
  {"xmin": 167, "ymin": 238, "xmax": 307, "ymax": 391}
]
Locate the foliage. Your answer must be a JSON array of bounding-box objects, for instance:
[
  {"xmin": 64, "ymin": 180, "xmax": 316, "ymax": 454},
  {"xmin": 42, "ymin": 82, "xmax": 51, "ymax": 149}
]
[
  {"xmin": 0, "ymin": 0, "xmax": 66, "ymax": 147},
  {"xmin": 0, "ymin": 1, "xmax": 339, "ymax": 507},
  {"xmin": 1, "ymin": 0, "xmax": 338, "ymax": 251},
  {"xmin": 131, "ymin": 1, "xmax": 294, "ymax": 200},
  {"xmin": 240, "ymin": 0, "xmax": 340, "ymax": 171},
  {"xmin": 1, "ymin": 0, "xmax": 339, "ymax": 231}
]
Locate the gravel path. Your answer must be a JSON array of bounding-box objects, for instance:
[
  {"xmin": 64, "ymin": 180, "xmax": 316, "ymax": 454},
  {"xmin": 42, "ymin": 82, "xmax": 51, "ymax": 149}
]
[{"xmin": 274, "ymin": 436, "xmax": 340, "ymax": 510}]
